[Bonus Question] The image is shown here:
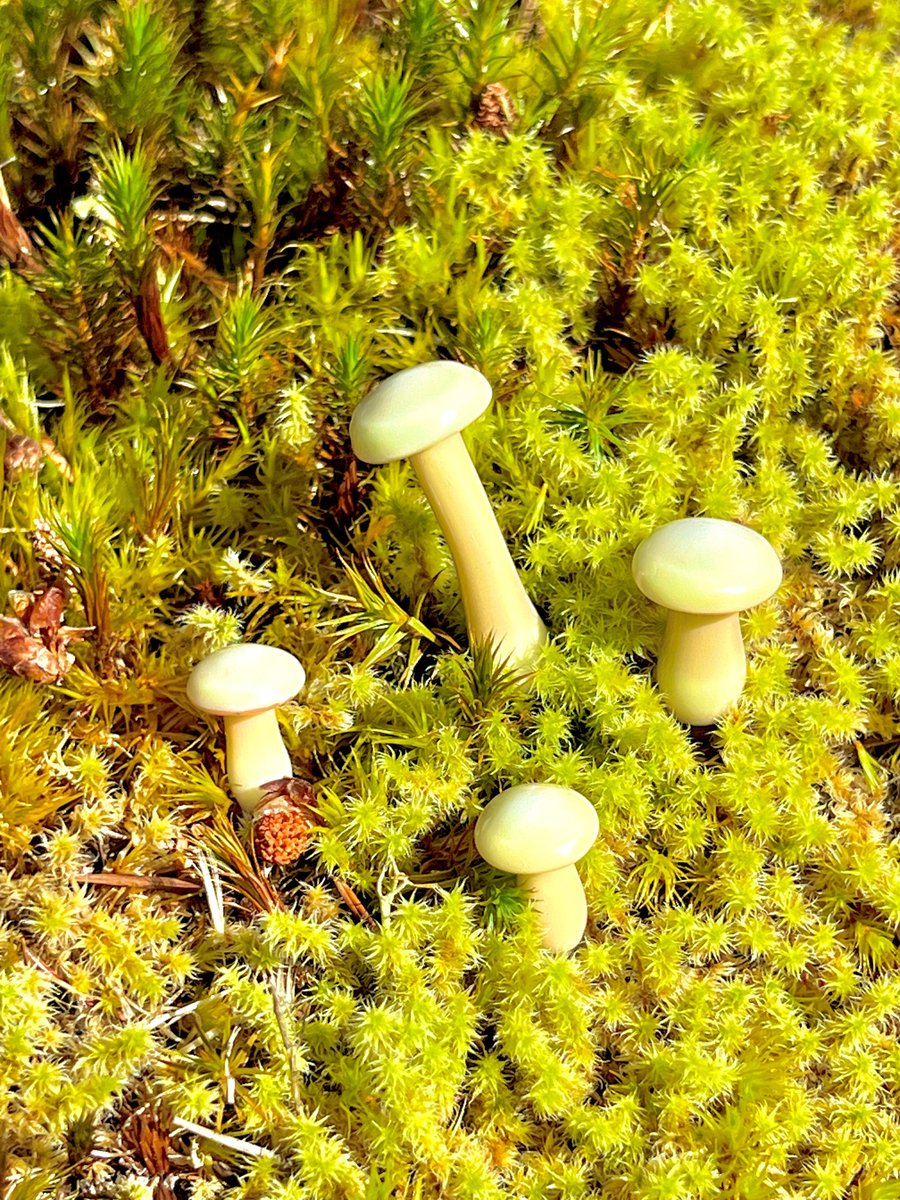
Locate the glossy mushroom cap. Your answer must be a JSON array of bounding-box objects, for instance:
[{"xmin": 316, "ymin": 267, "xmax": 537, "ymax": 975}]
[
  {"xmin": 632, "ymin": 517, "xmax": 782, "ymax": 614},
  {"xmin": 475, "ymin": 783, "xmax": 599, "ymax": 875},
  {"xmin": 186, "ymin": 643, "xmax": 306, "ymax": 716},
  {"xmin": 349, "ymin": 361, "xmax": 492, "ymax": 464}
]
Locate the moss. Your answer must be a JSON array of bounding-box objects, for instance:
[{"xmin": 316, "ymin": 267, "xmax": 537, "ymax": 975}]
[{"xmin": 2, "ymin": 0, "xmax": 900, "ymax": 1196}]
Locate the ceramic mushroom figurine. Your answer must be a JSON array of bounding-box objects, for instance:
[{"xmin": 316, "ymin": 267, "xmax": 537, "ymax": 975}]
[
  {"xmin": 632, "ymin": 517, "xmax": 783, "ymax": 726},
  {"xmin": 186, "ymin": 642, "xmax": 305, "ymax": 813},
  {"xmin": 475, "ymin": 783, "xmax": 599, "ymax": 952},
  {"xmin": 349, "ymin": 361, "xmax": 547, "ymax": 671}
]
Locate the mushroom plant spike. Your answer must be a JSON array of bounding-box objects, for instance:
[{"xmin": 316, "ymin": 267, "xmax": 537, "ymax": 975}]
[
  {"xmin": 632, "ymin": 517, "xmax": 783, "ymax": 726},
  {"xmin": 350, "ymin": 361, "xmax": 547, "ymax": 671},
  {"xmin": 475, "ymin": 782, "xmax": 599, "ymax": 952},
  {"xmin": 186, "ymin": 643, "xmax": 305, "ymax": 813}
]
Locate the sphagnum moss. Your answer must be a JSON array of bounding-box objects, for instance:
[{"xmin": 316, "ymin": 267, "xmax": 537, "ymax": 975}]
[{"xmin": 2, "ymin": 0, "xmax": 900, "ymax": 1197}]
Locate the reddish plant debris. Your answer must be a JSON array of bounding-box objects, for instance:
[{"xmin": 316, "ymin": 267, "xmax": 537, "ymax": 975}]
[
  {"xmin": 0, "ymin": 585, "xmax": 90, "ymax": 683},
  {"xmin": 135, "ymin": 260, "xmax": 171, "ymax": 364},
  {"xmin": 0, "ymin": 170, "xmax": 42, "ymax": 273},
  {"xmin": 121, "ymin": 1100, "xmax": 178, "ymax": 1200}
]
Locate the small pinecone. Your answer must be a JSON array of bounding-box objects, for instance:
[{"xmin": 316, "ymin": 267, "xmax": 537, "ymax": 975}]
[
  {"xmin": 473, "ymin": 83, "xmax": 516, "ymax": 136},
  {"xmin": 4, "ymin": 432, "xmax": 42, "ymax": 477},
  {"xmin": 30, "ymin": 517, "xmax": 66, "ymax": 574},
  {"xmin": 254, "ymin": 794, "xmax": 314, "ymax": 865}
]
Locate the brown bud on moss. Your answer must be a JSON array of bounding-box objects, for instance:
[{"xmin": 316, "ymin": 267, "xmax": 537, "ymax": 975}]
[
  {"xmin": 4, "ymin": 432, "xmax": 42, "ymax": 478},
  {"xmin": 473, "ymin": 83, "xmax": 516, "ymax": 136}
]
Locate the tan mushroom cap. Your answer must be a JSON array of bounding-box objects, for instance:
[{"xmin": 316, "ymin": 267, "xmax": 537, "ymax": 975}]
[
  {"xmin": 475, "ymin": 783, "xmax": 599, "ymax": 876},
  {"xmin": 632, "ymin": 517, "xmax": 782, "ymax": 614},
  {"xmin": 349, "ymin": 361, "xmax": 492, "ymax": 464},
  {"xmin": 186, "ymin": 643, "xmax": 305, "ymax": 716}
]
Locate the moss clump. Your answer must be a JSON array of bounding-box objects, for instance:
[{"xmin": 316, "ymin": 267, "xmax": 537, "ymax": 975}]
[{"xmin": 2, "ymin": 0, "xmax": 900, "ymax": 1196}]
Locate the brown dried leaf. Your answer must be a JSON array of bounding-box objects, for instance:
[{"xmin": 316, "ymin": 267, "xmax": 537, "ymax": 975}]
[
  {"xmin": 332, "ymin": 875, "xmax": 378, "ymax": 927},
  {"xmin": 335, "ymin": 455, "xmax": 359, "ymax": 520},
  {"xmin": 77, "ymin": 872, "xmax": 202, "ymax": 893},
  {"xmin": 25, "ymin": 585, "xmax": 66, "ymax": 632},
  {"xmin": 0, "ymin": 587, "xmax": 89, "ymax": 683},
  {"xmin": 8, "ymin": 592, "xmax": 30, "ymax": 620},
  {"xmin": 259, "ymin": 777, "xmax": 319, "ymax": 813},
  {"xmin": 0, "ymin": 621, "xmax": 69, "ymax": 682}
]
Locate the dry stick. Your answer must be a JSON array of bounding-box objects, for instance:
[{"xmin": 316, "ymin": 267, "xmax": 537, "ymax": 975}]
[
  {"xmin": 77, "ymin": 872, "xmax": 202, "ymax": 894},
  {"xmin": 21, "ymin": 942, "xmax": 84, "ymax": 997},
  {"xmin": 146, "ymin": 1000, "xmax": 202, "ymax": 1030},
  {"xmin": 170, "ymin": 1118, "xmax": 273, "ymax": 1159},
  {"xmin": 331, "ymin": 875, "xmax": 378, "ymax": 927}
]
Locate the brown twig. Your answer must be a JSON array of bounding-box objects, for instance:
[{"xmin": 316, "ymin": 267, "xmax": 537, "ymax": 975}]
[
  {"xmin": 156, "ymin": 237, "xmax": 230, "ymax": 298},
  {"xmin": 331, "ymin": 875, "xmax": 378, "ymax": 927},
  {"xmin": 21, "ymin": 941, "xmax": 76, "ymax": 988},
  {"xmin": 77, "ymin": 872, "xmax": 202, "ymax": 893}
]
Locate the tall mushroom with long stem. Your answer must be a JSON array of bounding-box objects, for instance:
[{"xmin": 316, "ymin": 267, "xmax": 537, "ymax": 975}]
[
  {"xmin": 475, "ymin": 783, "xmax": 599, "ymax": 952},
  {"xmin": 350, "ymin": 361, "xmax": 547, "ymax": 672},
  {"xmin": 632, "ymin": 517, "xmax": 783, "ymax": 726}
]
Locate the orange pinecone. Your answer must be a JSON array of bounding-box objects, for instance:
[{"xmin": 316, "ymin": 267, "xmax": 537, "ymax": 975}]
[{"xmin": 253, "ymin": 781, "xmax": 318, "ymax": 864}]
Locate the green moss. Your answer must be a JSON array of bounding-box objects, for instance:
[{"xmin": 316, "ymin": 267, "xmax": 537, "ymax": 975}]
[{"xmin": 2, "ymin": 0, "xmax": 900, "ymax": 1196}]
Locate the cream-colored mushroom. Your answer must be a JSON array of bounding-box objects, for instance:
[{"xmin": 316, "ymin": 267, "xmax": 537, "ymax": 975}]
[
  {"xmin": 475, "ymin": 783, "xmax": 599, "ymax": 952},
  {"xmin": 186, "ymin": 643, "xmax": 305, "ymax": 813},
  {"xmin": 349, "ymin": 361, "xmax": 547, "ymax": 671},
  {"xmin": 632, "ymin": 517, "xmax": 783, "ymax": 726}
]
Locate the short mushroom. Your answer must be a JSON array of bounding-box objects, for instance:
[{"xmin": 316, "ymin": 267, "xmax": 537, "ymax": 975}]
[
  {"xmin": 632, "ymin": 517, "xmax": 782, "ymax": 726},
  {"xmin": 349, "ymin": 361, "xmax": 547, "ymax": 671},
  {"xmin": 475, "ymin": 783, "xmax": 599, "ymax": 952},
  {"xmin": 186, "ymin": 643, "xmax": 305, "ymax": 813}
]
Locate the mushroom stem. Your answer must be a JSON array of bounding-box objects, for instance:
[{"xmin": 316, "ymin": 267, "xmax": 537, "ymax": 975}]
[
  {"xmin": 222, "ymin": 710, "xmax": 292, "ymax": 813},
  {"xmin": 657, "ymin": 610, "xmax": 746, "ymax": 726},
  {"xmin": 410, "ymin": 432, "xmax": 547, "ymax": 671},
  {"xmin": 518, "ymin": 864, "xmax": 588, "ymax": 953}
]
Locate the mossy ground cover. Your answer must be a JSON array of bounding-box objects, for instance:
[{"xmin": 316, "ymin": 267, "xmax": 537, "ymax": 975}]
[{"xmin": 2, "ymin": 0, "xmax": 900, "ymax": 1196}]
